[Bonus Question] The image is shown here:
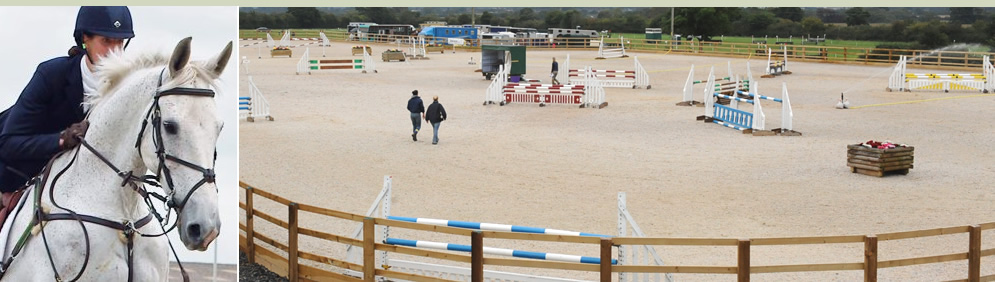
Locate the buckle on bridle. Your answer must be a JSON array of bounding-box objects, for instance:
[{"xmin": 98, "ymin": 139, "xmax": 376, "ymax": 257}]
[
  {"xmin": 203, "ymin": 169, "xmax": 215, "ymax": 183},
  {"xmin": 118, "ymin": 171, "xmax": 133, "ymax": 187},
  {"xmin": 165, "ymin": 194, "xmax": 177, "ymax": 209}
]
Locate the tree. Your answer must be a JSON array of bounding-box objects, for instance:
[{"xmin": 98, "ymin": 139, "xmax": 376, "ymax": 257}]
[
  {"xmin": 801, "ymin": 16, "xmax": 826, "ymax": 36},
  {"xmin": 649, "ymin": 13, "xmax": 669, "ymax": 30},
  {"xmin": 674, "ymin": 8, "xmax": 740, "ymax": 39},
  {"xmin": 456, "ymin": 14, "xmax": 471, "ymax": 25},
  {"xmin": 287, "ymin": 7, "xmax": 321, "ymax": 28},
  {"xmin": 276, "ymin": 13, "xmax": 295, "ymax": 29},
  {"xmin": 982, "ymin": 15, "xmax": 995, "ymax": 48},
  {"xmin": 767, "ymin": 19, "xmax": 803, "ymax": 37},
  {"xmin": 891, "ymin": 20, "xmax": 908, "ymax": 35},
  {"xmin": 561, "ymin": 10, "xmax": 582, "ymax": 29},
  {"xmin": 480, "ymin": 11, "xmax": 494, "ymax": 25},
  {"xmin": 356, "ymin": 8, "xmax": 395, "ymax": 23},
  {"xmin": 815, "ymin": 8, "xmax": 844, "ymax": 23},
  {"xmin": 906, "ymin": 21, "xmax": 949, "ymax": 49},
  {"xmin": 623, "ymin": 14, "xmax": 648, "ymax": 33},
  {"xmin": 596, "ymin": 8, "xmax": 621, "ymax": 19},
  {"xmin": 949, "ymin": 8, "xmax": 981, "ymax": 25},
  {"xmin": 771, "ymin": 7, "xmax": 803, "ymax": 22},
  {"xmin": 323, "ymin": 13, "xmax": 338, "ymax": 28},
  {"xmin": 519, "ymin": 8, "xmax": 536, "ymax": 22},
  {"xmin": 545, "ymin": 10, "xmax": 563, "ymax": 28},
  {"xmin": 747, "ymin": 11, "xmax": 778, "ymax": 33},
  {"xmin": 845, "ymin": 7, "xmax": 870, "ymax": 26},
  {"xmin": 395, "ymin": 8, "xmax": 420, "ymax": 26}
]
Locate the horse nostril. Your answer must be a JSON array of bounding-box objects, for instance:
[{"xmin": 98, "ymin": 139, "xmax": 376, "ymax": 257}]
[{"xmin": 187, "ymin": 223, "xmax": 202, "ymax": 239}]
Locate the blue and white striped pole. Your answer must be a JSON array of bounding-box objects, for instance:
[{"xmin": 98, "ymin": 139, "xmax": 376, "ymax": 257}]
[
  {"xmin": 384, "ymin": 238, "xmax": 617, "ymax": 265},
  {"xmin": 713, "ymin": 93, "xmax": 755, "ymax": 104},
  {"xmin": 387, "ymin": 216, "xmax": 611, "ymax": 237},
  {"xmin": 735, "ymin": 90, "xmax": 783, "ymax": 103}
]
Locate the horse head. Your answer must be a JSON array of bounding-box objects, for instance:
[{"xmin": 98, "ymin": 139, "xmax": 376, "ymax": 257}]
[{"xmin": 130, "ymin": 37, "xmax": 231, "ymax": 251}]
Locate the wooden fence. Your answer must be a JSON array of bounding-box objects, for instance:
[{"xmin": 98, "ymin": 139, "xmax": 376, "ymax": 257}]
[
  {"xmin": 239, "ymin": 181, "xmax": 995, "ymax": 282},
  {"xmin": 239, "ymin": 29, "xmax": 995, "ymax": 71}
]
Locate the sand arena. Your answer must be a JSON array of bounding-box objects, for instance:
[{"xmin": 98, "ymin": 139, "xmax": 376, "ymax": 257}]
[{"xmin": 239, "ymin": 39, "xmax": 994, "ymax": 281}]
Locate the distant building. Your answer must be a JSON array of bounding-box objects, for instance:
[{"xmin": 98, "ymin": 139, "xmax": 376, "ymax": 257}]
[
  {"xmin": 420, "ymin": 21, "xmax": 448, "ymax": 29},
  {"xmin": 419, "ymin": 26, "xmax": 478, "ymax": 39},
  {"xmin": 347, "ymin": 22, "xmax": 376, "ymax": 33},
  {"xmin": 548, "ymin": 28, "xmax": 600, "ymax": 38},
  {"xmin": 367, "ymin": 24, "xmax": 417, "ymax": 36}
]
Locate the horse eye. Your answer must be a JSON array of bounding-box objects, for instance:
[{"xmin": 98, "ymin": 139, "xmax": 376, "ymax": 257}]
[{"xmin": 163, "ymin": 121, "xmax": 178, "ymax": 134}]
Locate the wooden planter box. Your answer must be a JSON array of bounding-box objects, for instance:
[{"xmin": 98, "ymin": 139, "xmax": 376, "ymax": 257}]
[
  {"xmin": 382, "ymin": 51, "xmax": 406, "ymax": 62},
  {"xmin": 270, "ymin": 49, "xmax": 292, "ymax": 58},
  {"xmin": 847, "ymin": 144, "xmax": 914, "ymax": 177},
  {"xmin": 352, "ymin": 47, "xmax": 372, "ymax": 55},
  {"xmin": 425, "ymin": 46, "xmax": 446, "ymax": 54}
]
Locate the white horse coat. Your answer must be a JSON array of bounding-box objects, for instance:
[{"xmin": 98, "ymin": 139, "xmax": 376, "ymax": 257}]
[{"xmin": 1, "ymin": 37, "xmax": 230, "ymax": 281}]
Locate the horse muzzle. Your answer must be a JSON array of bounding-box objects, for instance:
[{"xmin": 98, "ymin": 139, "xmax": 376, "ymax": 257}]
[{"xmin": 179, "ymin": 202, "xmax": 221, "ymax": 251}]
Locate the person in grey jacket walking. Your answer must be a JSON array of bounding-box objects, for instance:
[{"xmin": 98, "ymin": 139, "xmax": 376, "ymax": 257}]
[
  {"xmin": 406, "ymin": 90, "xmax": 424, "ymax": 141},
  {"xmin": 424, "ymin": 96, "xmax": 447, "ymax": 145}
]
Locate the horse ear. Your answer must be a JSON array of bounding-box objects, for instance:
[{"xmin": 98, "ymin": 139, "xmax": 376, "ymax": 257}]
[
  {"xmin": 204, "ymin": 41, "xmax": 233, "ymax": 77},
  {"xmin": 169, "ymin": 37, "xmax": 193, "ymax": 77}
]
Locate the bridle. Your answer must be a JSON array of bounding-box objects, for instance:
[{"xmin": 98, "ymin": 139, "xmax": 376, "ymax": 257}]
[
  {"xmin": 136, "ymin": 68, "xmax": 218, "ymax": 214},
  {"xmin": 0, "ymin": 67, "xmax": 219, "ymax": 282}
]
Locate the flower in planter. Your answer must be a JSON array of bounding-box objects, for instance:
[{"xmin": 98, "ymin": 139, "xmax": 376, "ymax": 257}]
[{"xmin": 861, "ymin": 140, "xmax": 906, "ymax": 149}]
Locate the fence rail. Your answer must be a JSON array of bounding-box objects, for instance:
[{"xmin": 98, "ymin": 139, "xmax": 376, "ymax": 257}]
[
  {"xmin": 240, "ymin": 29, "xmax": 995, "ymax": 71},
  {"xmin": 240, "ymin": 181, "xmax": 995, "ymax": 281}
]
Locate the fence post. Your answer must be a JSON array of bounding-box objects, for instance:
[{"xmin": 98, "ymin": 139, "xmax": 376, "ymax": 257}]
[
  {"xmin": 738, "ymin": 239, "xmax": 750, "ymax": 282},
  {"xmin": 289, "ymin": 203, "xmax": 299, "ymax": 281},
  {"xmin": 969, "ymin": 225, "xmax": 981, "ymax": 282},
  {"xmin": 364, "ymin": 217, "xmax": 376, "ymax": 282},
  {"xmin": 865, "ymin": 235, "xmax": 878, "ymax": 282},
  {"xmin": 472, "ymin": 231, "xmax": 483, "ymax": 282},
  {"xmin": 245, "ymin": 187, "xmax": 256, "ymax": 264},
  {"xmin": 601, "ymin": 238, "xmax": 612, "ymax": 282}
]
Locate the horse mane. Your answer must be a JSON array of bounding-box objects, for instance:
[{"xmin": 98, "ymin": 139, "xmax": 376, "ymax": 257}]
[{"xmin": 87, "ymin": 49, "xmax": 220, "ymax": 111}]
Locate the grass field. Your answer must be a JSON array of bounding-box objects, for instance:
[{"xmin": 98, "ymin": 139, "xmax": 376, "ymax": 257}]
[{"xmin": 238, "ymin": 28, "xmax": 346, "ymax": 39}]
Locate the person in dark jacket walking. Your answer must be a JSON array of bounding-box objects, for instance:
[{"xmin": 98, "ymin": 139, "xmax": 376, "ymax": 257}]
[
  {"xmin": 424, "ymin": 96, "xmax": 447, "ymax": 145},
  {"xmin": 550, "ymin": 57, "xmax": 560, "ymax": 85},
  {"xmin": 0, "ymin": 6, "xmax": 135, "ymax": 202},
  {"xmin": 406, "ymin": 90, "xmax": 424, "ymax": 141}
]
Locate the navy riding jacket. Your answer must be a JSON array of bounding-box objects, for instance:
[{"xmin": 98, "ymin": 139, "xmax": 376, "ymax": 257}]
[
  {"xmin": 407, "ymin": 96, "xmax": 424, "ymax": 114},
  {"xmin": 0, "ymin": 52, "xmax": 86, "ymax": 192}
]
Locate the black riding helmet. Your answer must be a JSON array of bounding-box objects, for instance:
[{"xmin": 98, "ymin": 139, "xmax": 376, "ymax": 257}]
[{"xmin": 74, "ymin": 6, "xmax": 134, "ymax": 49}]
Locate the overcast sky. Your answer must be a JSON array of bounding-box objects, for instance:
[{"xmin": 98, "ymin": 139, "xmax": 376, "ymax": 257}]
[{"xmin": 0, "ymin": 6, "xmax": 238, "ymax": 265}]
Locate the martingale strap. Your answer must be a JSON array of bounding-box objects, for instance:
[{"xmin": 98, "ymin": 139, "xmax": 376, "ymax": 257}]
[
  {"xmin": 41, "ymin": 213, "xmax": 154, "ymax": 233},
  {"xmin": 42, "ymin": 212, "xmax": 154, "ymax": 282}
]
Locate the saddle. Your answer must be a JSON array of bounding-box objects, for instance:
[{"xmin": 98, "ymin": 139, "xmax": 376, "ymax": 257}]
[
  {"xmin": 0, "ymin": 165, "xmax": 36, "ymax": 237},
  {"xmin": 0, "ymin": 189, "xmax": 26, "ymax": 232}
]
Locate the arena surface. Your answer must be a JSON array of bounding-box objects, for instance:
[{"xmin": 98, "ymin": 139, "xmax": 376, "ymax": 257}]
[{"xmin": 239, "ymin": 39, "xmax": 994, "ymax": 281}]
